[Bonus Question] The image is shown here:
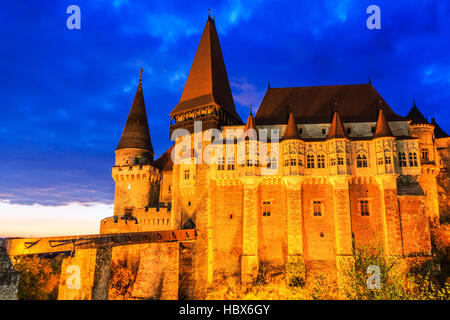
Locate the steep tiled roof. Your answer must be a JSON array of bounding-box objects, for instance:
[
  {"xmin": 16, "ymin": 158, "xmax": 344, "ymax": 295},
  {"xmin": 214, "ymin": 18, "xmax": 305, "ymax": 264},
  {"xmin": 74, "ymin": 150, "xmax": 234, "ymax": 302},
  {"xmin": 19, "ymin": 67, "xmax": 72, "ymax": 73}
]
[
  {"xmin": 283, "ymin": 112, "xmax": 302, "ymax": 140},
  {"xmin": 116, "ymin": 69, "xmax": 154, "ymax": 155},
  {"xmin": 326, "ymin": 110, "xmax": 347, "ymax": 140},
  {"xmin": 255, "ymin": 84, "xmax": 405, "ymax": 125},
  {"xmin": 431, "ymin": 118, "xmax": 449, "ymax": 138},
  {"xmin": 406, "ymin": 103, "xmax": 429, "ymax": 125},
  {"xmin": 374, "ymin": 108, "xmax": 393, "ymax": 138},
  {"xmin": 153, "ymin": 145, "xmax": 174, "ymax": 171},
  {"xmin": 170, "ymin": 17, "xmax": 241, "ymax": 122},
  {"xmin": 243, "ymin": 110, "xmax": 257, "ymax": 140}
]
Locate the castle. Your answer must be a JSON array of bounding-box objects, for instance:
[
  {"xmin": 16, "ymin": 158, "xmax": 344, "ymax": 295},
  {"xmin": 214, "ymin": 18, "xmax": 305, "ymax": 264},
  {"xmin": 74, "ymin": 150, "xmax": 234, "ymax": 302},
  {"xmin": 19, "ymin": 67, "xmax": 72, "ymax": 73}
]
[{"xmin": 100, "ymin": 16, "xmax": 450, "ymax": 296}]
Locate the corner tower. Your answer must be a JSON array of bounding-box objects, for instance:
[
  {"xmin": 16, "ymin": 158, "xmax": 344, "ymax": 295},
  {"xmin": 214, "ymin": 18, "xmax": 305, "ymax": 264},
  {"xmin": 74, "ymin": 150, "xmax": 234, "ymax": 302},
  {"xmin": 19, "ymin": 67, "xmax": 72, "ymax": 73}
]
[
  {"xmin": 113, "ymin": 69, "xmax": 161, "ymax": 219},
  {"xmin": 169, "ymin": 16, "xmax": 242, "ymax": 135}
]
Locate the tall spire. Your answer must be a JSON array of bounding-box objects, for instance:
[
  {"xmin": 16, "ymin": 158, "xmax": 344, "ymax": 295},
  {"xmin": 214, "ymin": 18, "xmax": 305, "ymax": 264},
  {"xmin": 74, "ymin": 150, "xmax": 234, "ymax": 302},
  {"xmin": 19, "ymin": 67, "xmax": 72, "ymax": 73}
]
[
  {"xmin": 326, "ymin": 110, "xmax": 347, "ymax": 140},
  {"xmin": 374, "ymin": 107, "xmax": 393, "ymax": 138},
  {"xmin": 283, "ymin": 111, "xmax": 301, "ymax": 140},
  {"xmin": 116, "ymin": 68, "xmax": 154, "ymax": 157},
  {"xmin": 169, "ymin": 17, "xmax": 241, "ymax": 122}
]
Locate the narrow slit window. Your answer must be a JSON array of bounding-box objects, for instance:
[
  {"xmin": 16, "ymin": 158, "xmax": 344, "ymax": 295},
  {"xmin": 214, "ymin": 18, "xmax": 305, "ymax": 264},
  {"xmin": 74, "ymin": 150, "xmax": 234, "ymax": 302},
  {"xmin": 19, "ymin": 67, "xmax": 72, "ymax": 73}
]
[
  {"xmin": 313, "ymin": 201, "xmax": 322, "ymax": 216},
  {"xmin": 360, "ymin": 200, "xmax": 369, "ymax": 216}
]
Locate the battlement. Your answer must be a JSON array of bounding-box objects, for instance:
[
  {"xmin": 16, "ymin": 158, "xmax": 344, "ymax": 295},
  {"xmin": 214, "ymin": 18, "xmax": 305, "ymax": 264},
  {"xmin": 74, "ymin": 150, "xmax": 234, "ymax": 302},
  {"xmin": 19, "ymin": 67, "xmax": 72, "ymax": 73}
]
[
  {"xmin": 101, "ymin": 203, "xmax": 173, "ymax": 234},
  {"xmin": 113, "ymin": 164, "xmax": 161, "ymax": 182}
]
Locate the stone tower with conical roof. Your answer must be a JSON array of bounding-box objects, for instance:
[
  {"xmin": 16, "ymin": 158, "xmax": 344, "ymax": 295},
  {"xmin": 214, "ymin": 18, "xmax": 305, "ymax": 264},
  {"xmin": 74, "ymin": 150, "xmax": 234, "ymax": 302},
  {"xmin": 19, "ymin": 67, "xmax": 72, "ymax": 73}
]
[{"xmin": 112, "ymin": 69, "xmax": 161, "ymax": 219}]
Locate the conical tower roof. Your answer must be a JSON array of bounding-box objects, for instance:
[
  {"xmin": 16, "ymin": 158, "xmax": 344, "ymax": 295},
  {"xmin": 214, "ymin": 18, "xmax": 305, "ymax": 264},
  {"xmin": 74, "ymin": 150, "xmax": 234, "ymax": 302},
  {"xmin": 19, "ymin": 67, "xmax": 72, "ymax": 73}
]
[
  {"xmin": 283, "ymin": 111, "xmax": 301, "ymax": 140},
  {"xmin": 406, "ymin": 101, "xmax": 429, "ymax": 125},
  {"xmin": 116, "ymin": 69, "xmax": 154, "ymax": 155},
  {"xmin": 243, "ymin": 107, "xmax": 257, "ymax": 140},
  {"xmin": 170, "ymin": 17, "xmax": 241, "ymax": 122},
  {"xmin": 326, "ymin": 110, "xmax": 347, "ymax": 140},
  {"xmin": 431, "ymin": 118, "xmax": 449, "ymax": 138},
  {"xmin": 374, "ymin": 107, "xmax": 393, "ymax": 138}
]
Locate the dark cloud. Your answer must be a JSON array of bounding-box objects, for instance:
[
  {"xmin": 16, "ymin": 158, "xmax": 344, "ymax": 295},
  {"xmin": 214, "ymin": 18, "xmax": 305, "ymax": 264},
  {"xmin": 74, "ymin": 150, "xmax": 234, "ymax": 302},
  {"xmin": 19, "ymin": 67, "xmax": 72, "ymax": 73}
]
[{"xmin": 0, "ymin": 0, "xmax": 449, "ymax": 205}]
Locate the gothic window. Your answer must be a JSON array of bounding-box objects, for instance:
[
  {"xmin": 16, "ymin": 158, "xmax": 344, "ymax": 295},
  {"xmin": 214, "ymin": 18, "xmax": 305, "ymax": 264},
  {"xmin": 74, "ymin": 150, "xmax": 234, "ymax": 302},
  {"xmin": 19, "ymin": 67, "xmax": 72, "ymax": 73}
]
[
  {"xmin": 262, "ymin": 201, "xmax": 271, "ymax": 217},
  {"xmin": 338, "ymin": 157, "xmax": 344, "ymax": 165},
  {"xmin": 217, "ymin": 156, "xmax": 225, "ymax": 170},
  {"xmin": 409, "ymin": 152, "xmax": 418, "ymax": 167},
  {"xmin": 398, "ymin": 152, "xmax": 407, "ymax": 167},
  {"xmin": 184, "ymin": 169, "xmax": 190, "ymax": 179},
  {"xmin": 360, "ymin": 200, "xmax": 369, "ymax": 216},
  {"xmin": 298, "ymin": 158, "xmax": 303, "ymax": 166},
  {"xmin": 357, "ymin": 154, "xmax": 368, "ymax": 168},
  {"xmin": 284, "ymin": 159, "xmax": 289, "ymax": 167},
  {"xmin": 330, "ymin": 158, "xmax": 336, "ymax": 166},
  {"xmin": 307, "ymin": 154, "xmax": 315, "ymax": 168},
  {"xmin": 317, "ymin": 154, "xmax": 326, "ymax": 168},
  {"xmin": 290, "ymin": 158, "xmax": 297, "ymax": 166},
  {"xmin": 385, "ymin": 156, "xmax": 391, "ymax": 164},
  {"xmin": 377, "ymin": 157, "xmax": 384, "ymax": 165},
  {"xmin": 227, "ymin": 156, "xmax": 235, "ymax": 170},
  {"xmin": 313, "ymin": 201, "xmax": 322, "ymax": 216},
  {"xmin": 421, "ymin": 148, "xmax": 429, "ymax": 160}
]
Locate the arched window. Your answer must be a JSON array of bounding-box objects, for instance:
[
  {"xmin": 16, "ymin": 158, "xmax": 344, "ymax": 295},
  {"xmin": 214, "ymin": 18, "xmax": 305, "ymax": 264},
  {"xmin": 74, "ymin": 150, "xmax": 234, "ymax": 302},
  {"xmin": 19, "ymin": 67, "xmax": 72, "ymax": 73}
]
[
  {"xmin": 290, "ymin": 158, "xmax": 297, "ymax": 166},
  {"xmin": 317, "ymin": 154, "xmax": 326, "ymax": 168},
  {"xmin": 409, "ymin": 152, "xmax": 418, "ymax": 167},
  {"xmin": 357, "ymin": 154, "xmax": 368, "ymax": 168},
  {"xmin": 284, "ymin": 159, "xmax": 289, "ymax": 167},
  {"xmin": 306, "ymin": 154, "xmax": 315, "ymax": 168},
  {"xmin": 398, "ymin": 152, "xmax": 407, "ymax": 167},
  {"xmin": 298, "ymin": 158, "xmax": 303, "ymax": 166}
]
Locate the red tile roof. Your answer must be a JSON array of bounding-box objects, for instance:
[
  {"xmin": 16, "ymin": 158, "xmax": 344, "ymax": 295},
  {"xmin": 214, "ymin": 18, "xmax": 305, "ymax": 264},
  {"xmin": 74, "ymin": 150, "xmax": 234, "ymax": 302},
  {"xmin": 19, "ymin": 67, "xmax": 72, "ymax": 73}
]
[
  {"xmin": 255, "ymin": 84, "xmax": 406, "ymax": 125},
  {"xmin": 170, "ymin": 17, "xmax": 241, "ymax": 122}
]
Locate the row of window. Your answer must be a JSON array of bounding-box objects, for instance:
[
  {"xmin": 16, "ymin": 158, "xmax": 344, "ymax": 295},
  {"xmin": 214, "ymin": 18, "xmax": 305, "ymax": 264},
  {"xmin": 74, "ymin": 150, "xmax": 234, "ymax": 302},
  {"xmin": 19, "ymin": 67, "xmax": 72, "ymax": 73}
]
[
  {"xmin": 187, "ymin": 150, "xmax": 423, "ymax": 178},
  {"xmin": 398, "ymin": 152, "xmax": 418, "ymax": 167},
  {"xmin": 213, "ymin": 151, "xmax": 420, "ymax": 172},
  {"xmin": 258, "ymin": 200, "xmax": 371, "ymax": 217}
]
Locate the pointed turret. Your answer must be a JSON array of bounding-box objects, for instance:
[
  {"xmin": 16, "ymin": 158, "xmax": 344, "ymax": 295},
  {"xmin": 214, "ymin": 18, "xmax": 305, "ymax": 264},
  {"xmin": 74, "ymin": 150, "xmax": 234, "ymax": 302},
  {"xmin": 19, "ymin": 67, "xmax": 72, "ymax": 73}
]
[
  {"xmin": 169, "ymin": 16, "xmax": 242, "ymax": 133},
  {"xmin": 431, "ymin": 118, "xmax": 449, "ymax": 138},
  {"xmin": 116, "ymin": 68, "xmax": 154, "ymax": 160},
  {"xmin": 326, "ymin": 110, "xmax": 347, "ymax": 140},
  {"xmin": 243, "ymin": 106, "xmax": 257, "ymax": 140},
  {"xmin": 283, "ymin": 111, "xmax": 301, "ymax": 140},
  {"xmin": 406, "ymin": 101, "xmax": 429, "ymax": 125},
  {"xmin": 374, "ymin": 107, "xmax": 393, "ymax": 138}
]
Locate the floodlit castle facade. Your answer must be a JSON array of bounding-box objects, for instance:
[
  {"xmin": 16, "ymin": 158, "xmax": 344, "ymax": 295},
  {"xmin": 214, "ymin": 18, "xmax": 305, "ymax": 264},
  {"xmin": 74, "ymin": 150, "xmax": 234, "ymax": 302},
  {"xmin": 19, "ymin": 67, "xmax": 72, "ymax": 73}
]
[{"xmin": 101, "ymin": 17, "xmax": 450, "ymax": 296}]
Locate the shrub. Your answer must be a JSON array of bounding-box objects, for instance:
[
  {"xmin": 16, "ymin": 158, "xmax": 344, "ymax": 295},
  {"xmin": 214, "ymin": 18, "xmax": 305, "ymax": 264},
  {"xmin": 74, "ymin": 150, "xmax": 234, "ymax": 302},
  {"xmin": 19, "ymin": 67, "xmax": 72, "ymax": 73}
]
[{"xmin": 15, "ymin": 255, "xmax": 62, "ymax": 300}]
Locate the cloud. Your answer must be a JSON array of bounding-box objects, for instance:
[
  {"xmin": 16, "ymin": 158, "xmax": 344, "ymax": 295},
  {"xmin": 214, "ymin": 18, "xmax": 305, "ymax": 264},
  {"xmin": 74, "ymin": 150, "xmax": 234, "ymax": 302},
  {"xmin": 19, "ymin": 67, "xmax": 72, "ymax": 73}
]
[
  {"xmin": 0, "ymin": 200, "xmax": 112, "ymax": 237},
  {"xmin": 231, "ymin": 78, "xmax": 266, "ymax": 110}
]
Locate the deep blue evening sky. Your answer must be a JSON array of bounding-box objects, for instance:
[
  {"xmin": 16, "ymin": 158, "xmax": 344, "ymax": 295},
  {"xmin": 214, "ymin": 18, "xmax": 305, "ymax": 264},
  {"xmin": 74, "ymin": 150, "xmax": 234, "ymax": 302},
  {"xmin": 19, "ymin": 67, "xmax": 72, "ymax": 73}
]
[{"xmin": 1, "ymin": 0, "xmax": 449, "ymax": 208}]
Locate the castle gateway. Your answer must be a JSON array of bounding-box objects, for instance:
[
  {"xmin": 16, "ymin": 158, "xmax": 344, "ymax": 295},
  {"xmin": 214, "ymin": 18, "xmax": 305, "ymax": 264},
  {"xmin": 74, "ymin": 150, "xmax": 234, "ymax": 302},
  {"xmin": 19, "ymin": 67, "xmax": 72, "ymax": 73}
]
[{"xmin": 101, "ymin": 16, "xmax": 450, "ymax": 297}]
